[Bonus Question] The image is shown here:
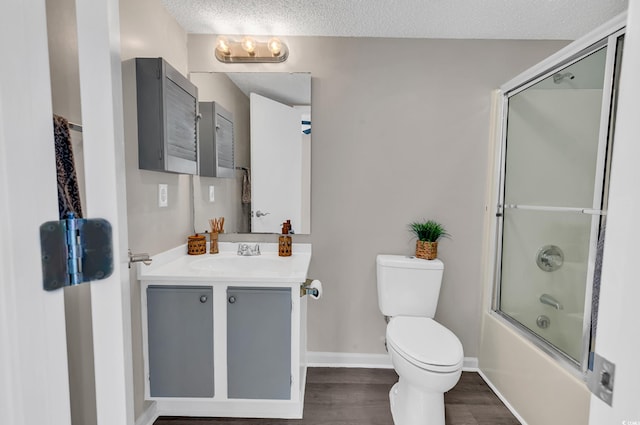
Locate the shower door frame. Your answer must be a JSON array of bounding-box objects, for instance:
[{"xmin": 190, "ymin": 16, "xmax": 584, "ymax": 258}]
[{"xmin": 490, "ymin": 15, "xmax": 626, "ymax": 375}]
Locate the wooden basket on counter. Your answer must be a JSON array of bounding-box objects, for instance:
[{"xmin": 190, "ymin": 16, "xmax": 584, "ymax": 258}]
[
  {"xmin": 279, "ymin": 235, "xmax": 292, "ymax": 257},
  {"xmin": 188, "ymin": 234, "xmax": 207, "ymax": 255}
]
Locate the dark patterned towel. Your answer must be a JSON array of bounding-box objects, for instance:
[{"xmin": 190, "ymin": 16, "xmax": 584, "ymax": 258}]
[
  {"xmin": 53, "ymin": 114, "xmax": 83, "ymax": 219},
  {"xmin": 241, "ymin": 167, "xmax": 251, "ymax": 204}
]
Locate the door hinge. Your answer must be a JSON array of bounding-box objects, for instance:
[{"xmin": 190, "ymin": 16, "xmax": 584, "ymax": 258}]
[
  {"xmin": 40, "ymin": 213, "xmax": 114, "ymax": 291},
  {"xmin": 587, "ymin": 352, "xmax": 615, "ymax": 406}
]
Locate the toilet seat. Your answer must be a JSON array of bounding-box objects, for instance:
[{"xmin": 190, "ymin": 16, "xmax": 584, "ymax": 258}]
[{"xmin": 387, "ymin": 316, "xmax": 463, "ymax": 373}]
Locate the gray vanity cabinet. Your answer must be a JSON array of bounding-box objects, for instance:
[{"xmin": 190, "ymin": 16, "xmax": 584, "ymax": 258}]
[
  {"xmin": 147, "ymin": 285, "xmax": 214, "ymax": 398},
  {"xmin": 227, "ymin": 287, "xmax": 292, "ymax": 400}
]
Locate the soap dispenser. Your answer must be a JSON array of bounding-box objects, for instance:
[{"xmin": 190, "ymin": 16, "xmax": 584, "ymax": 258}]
[{"xmin": 278, "ymin": 221, "xmax": 292, "ymax": 257}]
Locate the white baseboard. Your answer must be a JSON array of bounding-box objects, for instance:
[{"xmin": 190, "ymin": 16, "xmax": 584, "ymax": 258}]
[
  {"xmin": 307, "ymin": 351, "xmax": 394, "ymax": 368},
  {"xmin": 477, "ymin": 369, "xmax": 528, "ymax": 425},
  {"xmin": 307, "ymin": 351, "xmax": 479, "ymax": 372},
  {"xmin": 135, "ymin": 401, "xmax": 159, "ymax": 425},
  {"xmin": 462, "ymin": 357, "xmax": 479, "ymax": 371}
]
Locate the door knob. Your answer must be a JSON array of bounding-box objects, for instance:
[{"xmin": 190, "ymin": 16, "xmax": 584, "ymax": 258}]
[
  {"xmin": 228, "ymin": 295, "xmax": 236, "ymax": 304},
  {"xmin": 199, "ymin": 295, "xmax": 208, "ymax": 303},
  {"xmin": 255, "ymin": 210, "xmax": 270, "ymax": 217}
]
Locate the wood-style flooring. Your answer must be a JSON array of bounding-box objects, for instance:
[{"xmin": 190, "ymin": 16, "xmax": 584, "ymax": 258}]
[{"xmin": 154, "ymin": 368, "xmax": 520, "ymax": 425}]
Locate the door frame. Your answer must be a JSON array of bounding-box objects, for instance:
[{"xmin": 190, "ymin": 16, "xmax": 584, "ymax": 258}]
[
  {"xmin": 588, "ymin": 4, "xmax": 640, "ymax": 424},
  {"xmin": 76, "ymin": 0, "xmax": 134, "ymax": 423}
]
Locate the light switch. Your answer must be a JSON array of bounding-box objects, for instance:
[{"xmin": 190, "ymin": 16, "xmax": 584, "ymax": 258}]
[
  {"xmin": 209, "ymin": 185, "xmax": 215, "ymax": 202},
  {"xmin": 158, "ymin": 184, "xmax": 168, "ymax": 207}
]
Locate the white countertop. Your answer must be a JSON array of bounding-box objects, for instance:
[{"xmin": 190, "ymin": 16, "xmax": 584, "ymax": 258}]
[{"xmin": 137, "ymin": 242, "xmax": 312, "ymax": 284}]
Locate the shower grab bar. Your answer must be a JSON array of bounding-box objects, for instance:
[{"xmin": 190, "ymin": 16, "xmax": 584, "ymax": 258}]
[
  {"xmin": 540, "ymin": 293, "xmax": 564, "ymax": 310},
  {"xmin": 501, "ymin": 204, "xmax": 606, "ymax": 216}
]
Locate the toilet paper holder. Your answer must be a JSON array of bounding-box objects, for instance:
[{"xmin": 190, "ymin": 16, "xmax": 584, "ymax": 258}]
[{"xmin": 300, "ymin": 278, "xmax": 323, "ymax": 299}]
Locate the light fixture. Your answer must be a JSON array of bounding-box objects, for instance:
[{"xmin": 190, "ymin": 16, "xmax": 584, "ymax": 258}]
[
  {"xmin": 214, "ymin": 35, "xmax": 289, "ymax": 63},
  {"xmin": 215, "ymin": 36, "xmax": 231, "ymax": 55},
  {"xmin": 267, "ymin": 37, "xmax": 282, "ymax": 56},
  {"xmin": 240, "ymin": 36, "xmax": 257, "ymax": 55}
]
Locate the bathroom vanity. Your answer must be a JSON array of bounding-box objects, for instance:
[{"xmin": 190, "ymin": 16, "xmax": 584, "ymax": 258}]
[{"xmin": 137, "ymin": 242, "xmax": 312, "ymax": 419}]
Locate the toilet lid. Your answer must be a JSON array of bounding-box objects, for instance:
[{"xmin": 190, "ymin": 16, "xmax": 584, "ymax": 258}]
[{"xmin": 387, "ymin": 317, "xmax": 463, "ymax": 373}]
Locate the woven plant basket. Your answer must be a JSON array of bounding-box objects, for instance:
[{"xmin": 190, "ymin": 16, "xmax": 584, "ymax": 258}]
[{"xmin": 416, "ymin": 241, "xmax": 438, "ymax": 260}]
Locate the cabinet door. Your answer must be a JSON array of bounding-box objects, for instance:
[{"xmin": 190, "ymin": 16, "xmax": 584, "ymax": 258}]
[
  {"xmin": 147, "ymin": 286, "xmax": 214, "ymax": 397},
  {"xmin": 136, "ymin": 57, "xmax": 198, "ymax": 175},
  {"xmin": 199, "ymin": 102, "xmax": 235, "ymax": 178},
  {"xmin": 227, "ymin": 287, "xmax": 291, "ymax": 400}
]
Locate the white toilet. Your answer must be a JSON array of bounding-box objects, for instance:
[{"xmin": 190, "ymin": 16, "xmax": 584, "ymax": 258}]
[{"xmin": 376, "ymin": 255, "xmax": 463, "ymax": 425}]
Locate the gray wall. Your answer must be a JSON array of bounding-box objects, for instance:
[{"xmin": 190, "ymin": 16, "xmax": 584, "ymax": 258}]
[
  {"xmin": 188, "ymin": 36, "xmax": 568, "ymax": 357},
  {"xmin": 120, "ymin": 1, "xmax": 192, "ymax": 257},
  {"xmin": 118, "ymin": 0, "xmax": 191, "ymax": 418}
]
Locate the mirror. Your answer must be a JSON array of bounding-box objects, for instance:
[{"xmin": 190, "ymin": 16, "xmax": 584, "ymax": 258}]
[{"xmin": 191, "ymin": 72, "xmax": 311, "ymax": 234}]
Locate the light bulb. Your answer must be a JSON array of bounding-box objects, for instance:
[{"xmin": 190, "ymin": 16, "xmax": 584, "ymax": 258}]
[
  {"xmin": 241, "ymin": 36, "xmax": 256, "ymax": 55},
  {"xmin": 215, "ymin": 36, "xmax": 230, "ymax": 55},
  {"xmin": 267, "ymin": 37, "xmax": 282, "ymax": 56}
]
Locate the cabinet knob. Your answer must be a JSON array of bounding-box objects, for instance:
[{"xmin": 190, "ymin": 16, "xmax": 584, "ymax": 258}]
[
  {"xmin": 228, "ymin": 295, "xmax": 236, "ymax": 304},
  {"xmin": 199, "ymin": 295, "xmax": 208, "ymax": 303}
]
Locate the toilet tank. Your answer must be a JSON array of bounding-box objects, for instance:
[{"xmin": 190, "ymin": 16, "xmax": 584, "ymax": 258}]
[{"xmin": 376, "ymin": 254, "xmax": 444, "ymax": 318}]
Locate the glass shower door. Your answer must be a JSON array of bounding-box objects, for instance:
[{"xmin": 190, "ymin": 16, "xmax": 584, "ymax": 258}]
[{"xmin": 497, "ymin": 46, "xmax": 610, "ymax": 365}]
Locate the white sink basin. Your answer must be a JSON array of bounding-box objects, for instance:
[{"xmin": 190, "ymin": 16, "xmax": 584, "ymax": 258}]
[
  {"xmin": 138, "ymin": 242, "xmax": 312, "ymax": 283},
  {"xmin": 190, "ymin": 255, "xmax": 290, "ymax": 273}
]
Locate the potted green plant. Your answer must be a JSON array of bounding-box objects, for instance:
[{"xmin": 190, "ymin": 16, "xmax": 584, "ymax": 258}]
[{"xmin": 409, "ymin": 220, "xmax": 449, "ymax": 260}]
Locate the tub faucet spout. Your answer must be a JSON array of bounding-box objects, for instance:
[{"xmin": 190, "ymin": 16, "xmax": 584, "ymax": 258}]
[{"xmin": 540, "ymin": 293, "xmax": 563, "ymax": 310}]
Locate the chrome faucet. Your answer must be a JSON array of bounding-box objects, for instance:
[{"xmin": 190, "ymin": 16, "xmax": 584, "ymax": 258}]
[
  {"xmin": 539, "ymin": 293, "xmax": 563, "ymax": 310},
  {"xmin": 237, "ymin": 243, "xmax": 261, "ymax": 256}
]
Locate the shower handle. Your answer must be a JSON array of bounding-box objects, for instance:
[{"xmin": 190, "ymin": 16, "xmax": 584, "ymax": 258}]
[
  {"xmin": 541, "ymin": 251, "xmax": 563, "ymax": 267},
  {"xmin": 540, "ymin": 293, "xmax": 563, "ymax": 310},
  {"xmin": 536, "ymin": 245, "xmax": 564, "ymax": 272}
]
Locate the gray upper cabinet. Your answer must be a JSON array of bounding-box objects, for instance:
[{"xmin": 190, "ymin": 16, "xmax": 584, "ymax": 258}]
[
  {"xmin": 136, "ymin": 58, "xmax": 198, "ymax": 175},
  {"xmin": 199, "ymin": 102, "xmax": 235, "ymax": 178}
]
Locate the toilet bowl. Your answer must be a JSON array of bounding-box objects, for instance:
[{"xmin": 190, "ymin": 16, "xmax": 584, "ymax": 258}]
[
  {"xmin": 376, "ymin": 254, "xmax": 463, "ymax": 425},
  {"xmin": 386, "ymin": 317, "xmax": 463, "ymax": 425}
]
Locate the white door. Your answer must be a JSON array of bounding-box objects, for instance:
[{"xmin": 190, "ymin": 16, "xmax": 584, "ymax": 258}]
[
  {"xmin": 0, "ymin": 0, "xmax": 133, "ymax": 424},
  {"xmin": 0, "ymin": 1, "xmax": 71, "ymax": 423},
  {"xmin": 250, "ymin": 93, "xmax": 302, "ymax": 233},
  {"xmin": 589, "ymin": 6, "xmax": 640, "ymax": 425}
]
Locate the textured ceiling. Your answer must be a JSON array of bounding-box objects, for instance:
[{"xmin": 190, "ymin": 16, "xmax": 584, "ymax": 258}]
[{"xmin": 162, "ymin": 0, "xmax": 627, "ymax": 40}]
